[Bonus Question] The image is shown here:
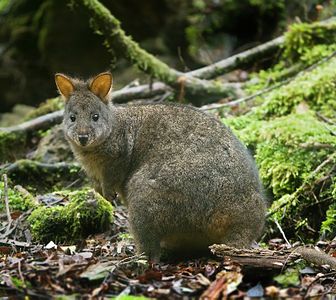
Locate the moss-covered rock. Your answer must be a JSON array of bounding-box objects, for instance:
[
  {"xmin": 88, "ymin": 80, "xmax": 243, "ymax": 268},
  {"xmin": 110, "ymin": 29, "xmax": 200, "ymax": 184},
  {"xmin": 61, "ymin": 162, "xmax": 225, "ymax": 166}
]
[
  {"xmin": 28, "ymin": 189, "xmax": 114, "ymax": 243},
  {"xmin": 225, "ymin": 111, "xmax": 336, "ymax": 240}
]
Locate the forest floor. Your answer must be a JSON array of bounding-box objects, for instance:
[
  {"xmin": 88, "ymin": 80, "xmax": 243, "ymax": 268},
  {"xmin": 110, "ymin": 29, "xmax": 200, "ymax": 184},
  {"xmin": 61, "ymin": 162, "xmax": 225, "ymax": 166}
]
[{"xmin": 0, "ymin": 201, "xmax": 336, "ymax": 299}]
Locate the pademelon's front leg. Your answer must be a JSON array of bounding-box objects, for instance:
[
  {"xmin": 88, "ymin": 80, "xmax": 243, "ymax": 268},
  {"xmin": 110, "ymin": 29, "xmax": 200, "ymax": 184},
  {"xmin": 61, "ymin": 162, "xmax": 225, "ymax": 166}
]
[
  {"xmin": 91, "ymin": 178, "xmax": 103, "ymax": 195},
  {"xmin": 101, "ymin": 181, "xmax": 117, "ymax": 203}
]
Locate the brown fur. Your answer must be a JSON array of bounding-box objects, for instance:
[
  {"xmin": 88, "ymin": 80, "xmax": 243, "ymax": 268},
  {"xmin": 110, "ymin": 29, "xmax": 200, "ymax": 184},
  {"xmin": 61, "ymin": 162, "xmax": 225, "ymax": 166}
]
[{"xmin": 56, "ymin": 72, "xmax": 267, "ymax": 261}]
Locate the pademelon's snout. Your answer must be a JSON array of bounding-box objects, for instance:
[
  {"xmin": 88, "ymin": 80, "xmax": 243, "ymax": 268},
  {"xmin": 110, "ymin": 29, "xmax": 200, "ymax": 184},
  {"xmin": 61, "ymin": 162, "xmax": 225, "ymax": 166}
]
[{"xmin": 78, "ymin": 134, "xmax": 89, "ymax": 146}]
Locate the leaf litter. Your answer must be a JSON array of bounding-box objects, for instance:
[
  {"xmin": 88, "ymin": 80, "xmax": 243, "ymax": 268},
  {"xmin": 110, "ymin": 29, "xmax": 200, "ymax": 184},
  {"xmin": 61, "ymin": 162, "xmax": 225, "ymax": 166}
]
[{"xmin": 0, "ymin": 203, "xmax": 336, "ymax": 299}]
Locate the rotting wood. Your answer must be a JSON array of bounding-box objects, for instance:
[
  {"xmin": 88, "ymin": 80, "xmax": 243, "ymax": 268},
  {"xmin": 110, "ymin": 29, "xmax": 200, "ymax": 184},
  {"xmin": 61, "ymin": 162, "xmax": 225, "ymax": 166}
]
[
  {"xmin": 210, "ymin": 244, "xmax": 336, "ymax": 270},
  {"xmin": 210, "ymin": 244, "xmax": 301, "ymax": 269}
]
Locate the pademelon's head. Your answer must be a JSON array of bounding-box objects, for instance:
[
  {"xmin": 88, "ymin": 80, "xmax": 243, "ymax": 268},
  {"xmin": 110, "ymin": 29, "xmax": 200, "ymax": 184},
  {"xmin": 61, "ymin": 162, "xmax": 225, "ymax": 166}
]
[{"xmin": 55, "ymin": 72, "xmax": 114, "ymax": 149}]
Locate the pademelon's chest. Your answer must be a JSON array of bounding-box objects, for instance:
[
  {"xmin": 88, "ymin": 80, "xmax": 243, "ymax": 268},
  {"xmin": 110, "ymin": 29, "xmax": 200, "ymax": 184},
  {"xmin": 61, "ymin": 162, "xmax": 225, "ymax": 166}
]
[{"xmin": 76, "ymin": 151, "xmax": 107, "ymax": 182}]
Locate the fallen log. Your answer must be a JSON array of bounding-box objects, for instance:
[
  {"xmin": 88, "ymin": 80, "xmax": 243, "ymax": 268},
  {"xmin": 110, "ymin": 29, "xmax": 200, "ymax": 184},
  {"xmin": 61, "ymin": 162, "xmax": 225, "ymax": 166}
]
[{"xmin": 210, "ymin": 244, "xmax": 336, "ymax": 270}]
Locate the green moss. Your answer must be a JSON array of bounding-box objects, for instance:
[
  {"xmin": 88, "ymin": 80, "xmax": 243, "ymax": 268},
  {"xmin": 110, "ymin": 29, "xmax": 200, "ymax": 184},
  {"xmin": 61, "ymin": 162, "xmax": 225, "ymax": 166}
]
[
  {"xmin": 246, "ymin": 20, "xmax": 336, "ymax": 101},
  {"xmin": 80, "ymin": 0, "xmax": 177, "ymax": 84},
  {"xmin": 225, "ymin": 112, "xmax": 336, "ymax": 239},
  {"xmin": 0, "ymin": 181, "xmax": 36, "ymax": 211},
  {"xmin": 274, "ymin": 268, "xmax": 300, "ymax": 287},
  {"xmin": 246, "ymin": 56, "xmax": 336, "ymax": 120},
  {"xmin": 0, "ymin": 0, "xmax": 11, "ymax": 12},
  {"xmin": 25, "ymin": 97, "xmax": 64, "ymax": 120},
  {"xmin": 320, "ymin": 181, "xmax": 336, "ymax": 236},
  {"xmin": 28, "ymin": 188, "xmax": 114, "ymax": 243},
  {"xmin": 283, "ymin": 21, "xmax": 336, "ymax": 62}
]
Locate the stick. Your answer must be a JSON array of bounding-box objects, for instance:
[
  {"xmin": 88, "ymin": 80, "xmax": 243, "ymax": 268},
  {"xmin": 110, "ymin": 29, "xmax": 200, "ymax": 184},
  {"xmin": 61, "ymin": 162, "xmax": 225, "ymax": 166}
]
[
  {"xmin": 188, "ymin": 36, "xmax": 284, "ymax": 79},
  {"xmin": 112, "ymin": 82, "xmax": 172, "ymax": 103},
  {"xmin": 2, "ymin": 174, "xmax": 11, "ymax": 224},
  {"xmin": 0, "ymin": 110, "xmax": 64, "ymax": 135},
  {"xmin": 274, "ymin": 219, "xmax": 291, "ymax": 247},
  {"xmin": 0, "ymin": 160, "xmax": 80, "ymax": 176},
  {"xmin": 267, "ymin": 152, "xmax": 336, "ymax": 217}
]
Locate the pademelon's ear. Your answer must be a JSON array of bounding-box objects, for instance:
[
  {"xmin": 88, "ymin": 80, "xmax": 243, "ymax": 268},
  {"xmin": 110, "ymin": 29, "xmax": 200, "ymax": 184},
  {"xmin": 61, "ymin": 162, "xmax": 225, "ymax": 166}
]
[
  {"xmin": 55, "ymin": 73, "xmax": 74, "ymax": 101},
  {"xmin": 89, "ymin": 72, "xmax": 113, "ymax": 103}
]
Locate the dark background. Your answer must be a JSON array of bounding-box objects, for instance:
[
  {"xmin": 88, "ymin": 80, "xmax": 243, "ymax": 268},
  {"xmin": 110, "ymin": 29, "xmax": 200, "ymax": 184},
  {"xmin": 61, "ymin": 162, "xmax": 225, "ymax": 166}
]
[{"xmin": 0, "ymin": 0, "xmax": 333, "ymax": 112}]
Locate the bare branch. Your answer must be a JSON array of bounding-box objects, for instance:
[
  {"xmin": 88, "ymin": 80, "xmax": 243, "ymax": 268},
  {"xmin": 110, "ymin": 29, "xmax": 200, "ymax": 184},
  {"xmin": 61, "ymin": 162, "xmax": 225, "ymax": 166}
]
[{"xmin": 188, "ymin": 36, "xmax": 284, "ymax": 80}]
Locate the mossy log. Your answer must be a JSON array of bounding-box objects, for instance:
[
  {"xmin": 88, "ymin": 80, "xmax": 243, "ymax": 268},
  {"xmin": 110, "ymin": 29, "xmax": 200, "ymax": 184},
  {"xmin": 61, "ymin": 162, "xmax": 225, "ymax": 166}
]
[
  {"xmin": 0, "ymin": 159, "xmax": 84, "ymax": 191},
  {"xmin": 74, "ymin": 0, "xmax": 242, "ymax": 105}
]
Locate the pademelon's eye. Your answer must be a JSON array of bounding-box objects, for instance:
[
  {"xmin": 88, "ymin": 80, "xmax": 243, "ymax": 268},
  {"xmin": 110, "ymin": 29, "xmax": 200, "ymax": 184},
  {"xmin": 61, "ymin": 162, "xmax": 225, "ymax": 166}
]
[
  {"xmin": 70, "ymin": 114, "xmax": 76, "ymax": 122},
  {"xmin": 92, "ymin": 114, "xmax": 99, "ymax": 122}
]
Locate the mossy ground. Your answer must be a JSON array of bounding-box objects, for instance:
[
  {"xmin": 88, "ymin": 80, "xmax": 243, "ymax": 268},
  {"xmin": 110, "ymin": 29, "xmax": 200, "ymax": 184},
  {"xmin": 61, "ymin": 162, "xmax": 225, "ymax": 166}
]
[
  {"xmin": 0, "ymin": 181, "xmax": 36, "ymax": 211},
  {"xmin": 224, "ymin": 20, "xmax": 336, "ymax": 242},
  {"xmin": 28, "ymin": 188, "xmax": 114, "ymax": 243}
]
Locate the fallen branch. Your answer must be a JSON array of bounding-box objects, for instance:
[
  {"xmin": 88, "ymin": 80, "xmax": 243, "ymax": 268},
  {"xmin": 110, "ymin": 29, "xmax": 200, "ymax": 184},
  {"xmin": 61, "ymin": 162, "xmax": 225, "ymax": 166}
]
[
  {"xmin": 0, "ymin": 238, "xmax": 32, "ymax": 248},
  {"xmin": 210, "ymin": 244, "xmax": 300, "ymax": 269},
  {"xmin": 267, "ymin": 152, "xmax": 336, "ymax": 217},
  {"xmin": 0, "ymin": 83, "xmax": 174, "ymax": 137},
  {"xmin": 200, "ymin": 49, "xmax": 336, "ymax": 111},
  {"xmin": 74, "ymin": 0, "xmax": 241, "ymax": 104},
  {"xmin": 0, "ymin": 160, "xmax": 80, "ymax": 177},
  {"xmin": 112, "ymin": 82, "xmax": 173, "ymax": 103},
  {"xmin": 188, "ymin": 16, "xmax": 336, "ymax": 80},
  {"xmin": 0, "ymin": 110, "xmax": 64, "ymax": 135},
  {"xmin": 210, "ymin": 244, "xmax": 336, "ymax": 270},
  {"xmin": 188, "ymin": 36, "xmax": 284, "ymax": 80}
]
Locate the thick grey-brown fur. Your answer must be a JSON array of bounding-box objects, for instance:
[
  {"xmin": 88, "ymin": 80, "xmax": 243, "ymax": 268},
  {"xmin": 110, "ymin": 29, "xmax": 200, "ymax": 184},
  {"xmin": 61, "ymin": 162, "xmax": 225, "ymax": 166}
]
[{"xmin": 60, "ymin": 73, "xmax": 267, "ymax": 260}]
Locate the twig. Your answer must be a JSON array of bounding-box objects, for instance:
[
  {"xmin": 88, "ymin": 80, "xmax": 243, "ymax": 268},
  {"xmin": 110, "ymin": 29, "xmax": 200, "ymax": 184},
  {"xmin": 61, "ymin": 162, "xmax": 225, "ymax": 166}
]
[
  {"xmin": 2, "ymin": 174, "xmax": 11, "ymax": 225},
  {"xmin": 112, "ymin": 82, "xmax": 172, "ymax": 104},
  {"xmin": 0, "ymin": 238, "xmax": 32, "ymax": 248},
  {"xmin": 200, "ymin": 49, "xmax": 336, "ymax": 111},
  {"xmin": 304, "ymin": 271, "xmax": 336, "ymax": 298},
  {"xmin": 0, "ymin": 160, "xmax": 80, "ymax": 177},
  {"xmin": 274, "ymin": 218, "xmax": 291, "ymax": 247},
  {"xmin": 0, "ymin": 110, "xmax": 64, "ymax": 135},
  {"xmin": 316, "ymin": 112, "xmax": 336, "ymax": 126},
  {"xmin": 299, "ymin": 142, "xmax": 334, "ymax": 150},
  {"xmin": 0, "ymin": 208, "xmax": 33, "ymax": 239}
]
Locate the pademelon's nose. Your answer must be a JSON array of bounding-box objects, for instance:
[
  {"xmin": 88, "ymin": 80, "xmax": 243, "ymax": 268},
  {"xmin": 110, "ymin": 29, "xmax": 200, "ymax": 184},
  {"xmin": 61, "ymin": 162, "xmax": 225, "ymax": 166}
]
[{"xmin": 78, "ymin": 134, "xmax": 89, "ymax": 146}]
